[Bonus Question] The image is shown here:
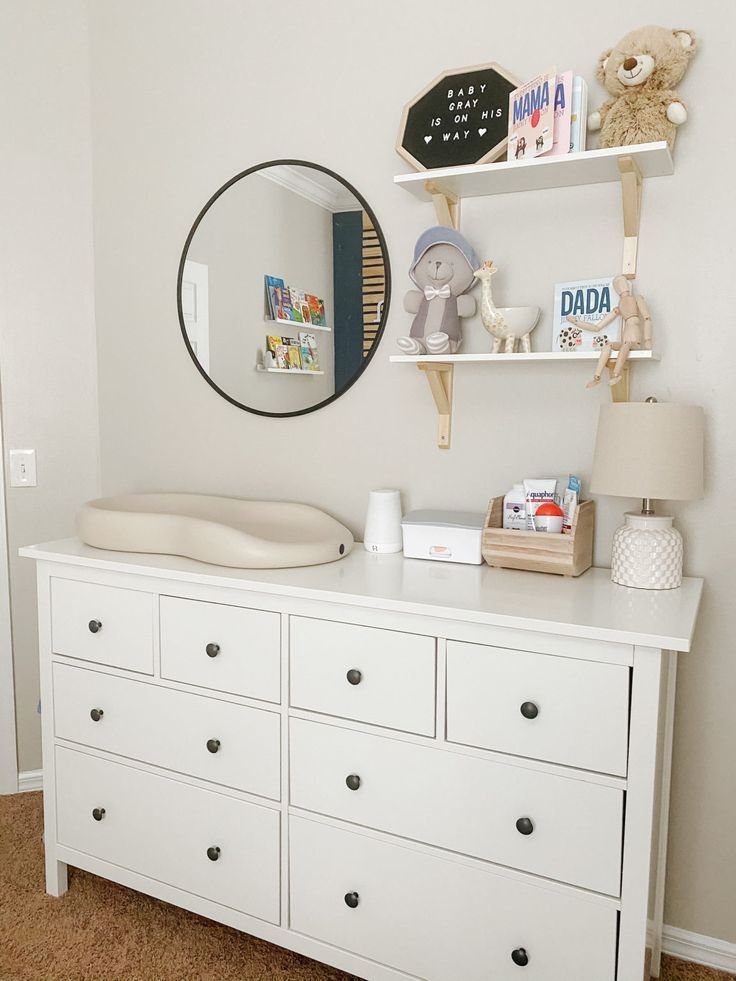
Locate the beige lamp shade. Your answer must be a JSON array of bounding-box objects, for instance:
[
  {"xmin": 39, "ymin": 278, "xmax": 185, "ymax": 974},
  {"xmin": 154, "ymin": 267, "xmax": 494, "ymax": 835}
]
[{"xmin": 590, "ymin": 402, "xmax": 704, "ymax": 501}]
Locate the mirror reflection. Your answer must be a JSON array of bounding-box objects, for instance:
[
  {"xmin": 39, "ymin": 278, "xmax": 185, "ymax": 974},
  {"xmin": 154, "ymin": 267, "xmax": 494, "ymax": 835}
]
[{"xmin": 178, "ymin": 161, "xmax": 390, "ymax": 416}]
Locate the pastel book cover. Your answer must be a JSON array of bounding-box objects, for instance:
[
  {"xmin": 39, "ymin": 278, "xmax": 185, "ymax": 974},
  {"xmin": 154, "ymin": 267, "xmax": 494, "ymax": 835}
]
[
  {"xmin": 507, "ymin": 70, "xmax": 556, "ymax": 160},
  {"xmin": 280, "ymin": 336, "xmax": 297, "ymax": 368},
  {"xmin": 543, "ymin": 71, "xmax": 572, "ymax": 157},
  {"xmin": 295, "ymin": 290, "xmax": 311, "ymax": 325},
  {"xmin": 299, "ymin": 331, "xmax": 320, "ymax": 370},
  {"xmin": 274, "ymin": 344, "xmax": 290, "ymax": 369},
  {"xmin": 288, "ymin": 287, "xmax": 304, "ymax": 323},
  {"xmin": 569, "ymin": 75, "xmax": 588, "ymax": 152},
  {"xmin": 553, "ymin": 277, "xmax": 619, "ymax": 352},
  {"xmin": 287, "ymin": 341, "xmax": 302, "ymax": 369}
]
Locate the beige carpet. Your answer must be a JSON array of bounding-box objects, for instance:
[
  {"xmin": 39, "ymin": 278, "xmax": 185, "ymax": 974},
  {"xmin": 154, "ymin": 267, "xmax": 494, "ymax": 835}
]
[{"xmin": 0, "ymin": 792, "xmax": 732, "ymax": 981}]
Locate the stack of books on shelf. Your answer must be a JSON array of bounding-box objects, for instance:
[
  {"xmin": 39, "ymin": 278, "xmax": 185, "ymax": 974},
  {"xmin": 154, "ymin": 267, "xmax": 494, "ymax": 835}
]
[
  {"xmin": 264, "ymin": 275, "xmax": 327, "ymax": 329},
  {"xmin": 265, "ymin": 332, "xmax": 320, "ymax": 372},
  {"xmin": 507, "ymin": 71, "xmax": 587, "ymax": 162}
]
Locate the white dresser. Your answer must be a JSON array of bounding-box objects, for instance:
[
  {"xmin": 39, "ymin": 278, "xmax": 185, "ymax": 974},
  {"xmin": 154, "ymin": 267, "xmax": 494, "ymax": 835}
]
[{"xmin": 21, "ymin": 540, "xmax": 703, "ymax": 981}]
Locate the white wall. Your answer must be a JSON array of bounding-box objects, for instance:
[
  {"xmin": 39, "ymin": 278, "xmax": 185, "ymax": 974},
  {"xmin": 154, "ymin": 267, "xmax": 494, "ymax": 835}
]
[
  {"xmin": 79, "ymin": 0, "xmax": 736, "ymax": 944},
  {"xmin": 0, "ymin": 0, "xmax": 100, "ymax": 772}
]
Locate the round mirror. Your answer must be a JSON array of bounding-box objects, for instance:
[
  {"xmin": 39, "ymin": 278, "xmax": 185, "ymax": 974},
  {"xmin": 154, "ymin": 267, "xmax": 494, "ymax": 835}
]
[{"xmin": 177, "ymin": 160, "xmax": 390, "ymax": 417}]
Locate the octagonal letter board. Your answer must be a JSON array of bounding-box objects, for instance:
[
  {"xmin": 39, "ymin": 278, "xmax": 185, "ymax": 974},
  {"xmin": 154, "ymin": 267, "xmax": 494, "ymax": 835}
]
[{"xmin": 397, "ymin": 63, "xmax": 521, "ymax": 171}]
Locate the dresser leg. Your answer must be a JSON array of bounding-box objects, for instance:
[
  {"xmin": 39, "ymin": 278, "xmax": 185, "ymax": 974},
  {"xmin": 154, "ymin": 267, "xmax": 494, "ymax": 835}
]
[
  {"xmin": 649, "ymin": 652, "xmax": 678, "ymax": 978},
  {"xmin": 45, "ymin": 851, "xmax": 68, "ymax": 897},
  {"xmin": 618, "ymin": 646, "xmax": 665, "ymax": 981}
]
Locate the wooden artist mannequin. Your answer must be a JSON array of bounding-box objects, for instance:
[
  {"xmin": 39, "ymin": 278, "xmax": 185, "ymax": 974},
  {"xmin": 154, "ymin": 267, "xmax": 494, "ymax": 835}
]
[{"xmin": 567, "ymin": 274, "xmax": 652, "ymax": 388}]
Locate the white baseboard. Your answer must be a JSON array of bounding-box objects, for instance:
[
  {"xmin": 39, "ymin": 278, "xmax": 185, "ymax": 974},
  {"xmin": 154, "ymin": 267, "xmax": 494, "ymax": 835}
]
[
  {"xmin": 648, "ymin": 921, "xmax": 736, "ymax": 973},
  {"xmin": 660, "ymin": 925, "xmax": 736, "ymax": 973},
  {"xmin": 17, "ymin": 768, "xmax": 43, "ymax": 793},
  {"xmin": 13, "ymin": 767, "xmax": 736, "ymax": 973}
]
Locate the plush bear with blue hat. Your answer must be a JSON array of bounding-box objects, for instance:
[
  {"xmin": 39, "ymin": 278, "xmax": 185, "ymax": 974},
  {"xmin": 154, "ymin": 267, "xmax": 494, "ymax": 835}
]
[{"xmin": 398, "ymin": 226, "xmax": 479, "ymax": 355}]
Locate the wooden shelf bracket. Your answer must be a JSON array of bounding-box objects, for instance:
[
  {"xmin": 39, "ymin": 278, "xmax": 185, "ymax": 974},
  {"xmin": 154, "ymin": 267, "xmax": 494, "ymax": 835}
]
[
  {"xmin": 619, "ymin": 156, "xmax": 643, "ymax": 279},
  {"xmin": 424, "ymin": 180, "xmax": 460, "ymax": 230},
  {"xmin": 607, "ymin": 359, "xmax": 631, "ymax": 402},
  {"xmin": 417, "ymin": 361, "xmax": 454, "ymax": 449}
]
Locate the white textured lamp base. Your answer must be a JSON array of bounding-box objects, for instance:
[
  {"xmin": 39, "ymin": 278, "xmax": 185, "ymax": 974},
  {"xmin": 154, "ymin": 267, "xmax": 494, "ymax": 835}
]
[{"xmin": 611, "ymin": 513, "xmax": 683, "ymax": 589}]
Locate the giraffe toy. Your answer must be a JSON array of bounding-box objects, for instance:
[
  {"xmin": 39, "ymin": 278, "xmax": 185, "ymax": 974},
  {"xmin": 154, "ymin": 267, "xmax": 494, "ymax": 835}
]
[{"xmin": 474, "ymin": 260, "xmax": 540, "ymax": 353}]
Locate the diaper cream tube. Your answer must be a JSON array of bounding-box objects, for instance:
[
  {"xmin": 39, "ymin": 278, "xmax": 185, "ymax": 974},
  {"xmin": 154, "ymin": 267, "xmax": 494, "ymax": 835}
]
[{"xmin": 523, "ymin": 478, "xmax": 558, "ymax": 532}]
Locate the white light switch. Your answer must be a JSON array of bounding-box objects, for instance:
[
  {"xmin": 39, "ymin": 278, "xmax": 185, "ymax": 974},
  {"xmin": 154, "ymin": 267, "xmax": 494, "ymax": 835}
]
[{"xmin": 9, "ymin": 449, "xmax": 37, "ymax": 487}]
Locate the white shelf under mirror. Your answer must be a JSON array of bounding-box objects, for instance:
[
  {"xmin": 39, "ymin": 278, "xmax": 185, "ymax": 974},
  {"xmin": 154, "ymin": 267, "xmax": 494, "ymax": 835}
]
[
  {"xmin": 265, "ymin": 317, "xmax": 331, "ymax": 333},
  {"xmin": 256, "ymin": 365, "xmax": 324, "ymax": 376}
]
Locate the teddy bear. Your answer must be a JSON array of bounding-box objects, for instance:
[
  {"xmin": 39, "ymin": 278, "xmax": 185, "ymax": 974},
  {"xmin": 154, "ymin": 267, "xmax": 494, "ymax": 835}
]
[
  {"xmin": 588, "ymin": 25, "xmax": 697, "ymax": 150},
  {"xmin": 397, "ymin": 226, "xmax": 478, "ymax": 356}
]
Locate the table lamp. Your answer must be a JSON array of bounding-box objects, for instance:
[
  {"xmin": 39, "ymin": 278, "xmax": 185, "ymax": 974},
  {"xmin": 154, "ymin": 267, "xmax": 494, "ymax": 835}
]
[{"xmin": 590, "ymin": 399, "xmax": 704, "ymax": 589}]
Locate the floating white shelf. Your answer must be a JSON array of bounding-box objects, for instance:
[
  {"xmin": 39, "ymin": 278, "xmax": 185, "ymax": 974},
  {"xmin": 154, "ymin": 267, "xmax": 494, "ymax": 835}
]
[
  {"xmin": 392, "ymin": 350, "xmax": 659, "ymax": 450},
  {"xmin": 390, "ymin": 350, "xmax": 659, "ymax": 364},
  {"xmin": 265, "ymin": 317, "xmax": 330, "ymax": 333},
  {"xmin": 394, "ymin": 141, "xmax": 673, "ymax": 200},
  {"xmin": 256, "ymin": 365, "xmax": 324, "ymax": 376}
]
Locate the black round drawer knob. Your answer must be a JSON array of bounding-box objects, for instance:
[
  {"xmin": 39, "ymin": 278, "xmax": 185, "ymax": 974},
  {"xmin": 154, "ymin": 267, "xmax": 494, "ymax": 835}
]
[
  {"xmin": 344, "ymin": 891, "xmax": 360, "ymax": 909},
  {"xmin": 206, "ymin": 739, "xmax": 221, "ymax": 754},
  {"xmin": 207, "ymin": 846, "xmax": 221, "ymax": 862},
  {"xmin": 90, "ymin": 708, "xmax": 104, "ymax": 722},
  {"xmin": 88, "ymin": 620, "xmax": 102, "ymax": 634},
  {"xmin": 511, "ymin": 948, "xmax": 529, "ymax": 967},
  {"xmin": 516, "ymin": 817, "xmax": 534, "ymax": 836},
  {"xmin": 346, "ymin": 669, "xmax": 362, "ymax": 686},
  {"xmin": 520, "ymin": 701, "xmax": 539, "ymax": 720},
  {"xmin": 205, "ymin": 643, "xmax": 220, "ymax": 658},
  {"xmin": 92, "ymin": 807, "xmax": 106, "ymax": 822},
  {"xmin": 345, "ymin": 773, "xmax": 361, "ymax": 791}
]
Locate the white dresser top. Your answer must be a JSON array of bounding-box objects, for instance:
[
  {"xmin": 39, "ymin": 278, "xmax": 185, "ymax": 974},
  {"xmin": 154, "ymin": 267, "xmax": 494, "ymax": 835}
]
[{"xmin": 21, "ymin": 539, "xmax": 703, "ymax": 652}]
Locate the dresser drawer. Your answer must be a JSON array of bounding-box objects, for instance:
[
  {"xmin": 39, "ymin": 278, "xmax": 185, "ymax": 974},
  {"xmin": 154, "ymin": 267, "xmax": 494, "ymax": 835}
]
[
  {"xmin": 51, "ymin": 578, "xmax": 154, "ymax": 674},
  {"xmin": 290, "ymin": 816, "xmax": 616, "ymax": 981},
  {"xmin": 160, "ymin": 596, "xmax": 280, "ymax": 703},
  {"xmin": 290, "ymin": 617, "xmax": 436, "ymax": 735},
  {"xmin": 56, "ymin": 747, "xmax": 280, "ymax": 923},
  {"xmin": 53, "ymin": 662, "xmax": 280, "ymax": 799},
  {"xmin": 446, "ymin": 641, "xmax": 630, "ymax": 775},
  {"xmin": 290, "ymin": 719, "xmax": 622, "ymax": 894}
]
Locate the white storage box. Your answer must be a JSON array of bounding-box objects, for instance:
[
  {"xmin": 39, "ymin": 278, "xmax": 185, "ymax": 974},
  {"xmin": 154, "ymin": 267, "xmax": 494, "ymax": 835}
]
[{"xmin": 401, "ymin": 510, "xmax": 485, "ymax": 565}]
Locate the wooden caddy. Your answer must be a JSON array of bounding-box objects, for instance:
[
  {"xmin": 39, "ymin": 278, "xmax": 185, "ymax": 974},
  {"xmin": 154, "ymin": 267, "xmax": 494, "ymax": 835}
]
[{"xmin": 482, "ymin": 497, "xmax": 595, "ymax": 577}]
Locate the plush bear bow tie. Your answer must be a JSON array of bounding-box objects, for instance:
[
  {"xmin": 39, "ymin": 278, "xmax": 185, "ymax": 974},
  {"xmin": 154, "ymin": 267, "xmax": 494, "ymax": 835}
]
[{"xmin": 424, "ymin": 284, "xmax": 451, "ymax": 300}]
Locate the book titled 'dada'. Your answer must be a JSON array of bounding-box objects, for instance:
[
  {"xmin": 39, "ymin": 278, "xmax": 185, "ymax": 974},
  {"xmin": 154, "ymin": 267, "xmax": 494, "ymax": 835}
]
[{"xmin": 553, "ymin": 277, "xmax": 619, "ymax": 352}]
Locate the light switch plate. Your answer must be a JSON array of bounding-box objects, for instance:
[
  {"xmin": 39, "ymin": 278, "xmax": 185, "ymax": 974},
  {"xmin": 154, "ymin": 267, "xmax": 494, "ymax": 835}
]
[{"xmin": 9, "ymin": 449, "xmax": 37, "ymax": 487}]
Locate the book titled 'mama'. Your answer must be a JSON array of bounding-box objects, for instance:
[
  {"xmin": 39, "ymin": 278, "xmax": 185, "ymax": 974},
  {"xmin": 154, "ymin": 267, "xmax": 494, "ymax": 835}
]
[{"xmin": 507, "ymin": 70, "xmax": 557, "ymax": 159}]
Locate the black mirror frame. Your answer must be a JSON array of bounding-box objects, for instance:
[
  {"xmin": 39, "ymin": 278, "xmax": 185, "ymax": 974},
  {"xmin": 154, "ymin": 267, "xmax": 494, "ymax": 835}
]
[{"xmin": 176, "ymin": 159, "xmax": 391, "ymax": 418}]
